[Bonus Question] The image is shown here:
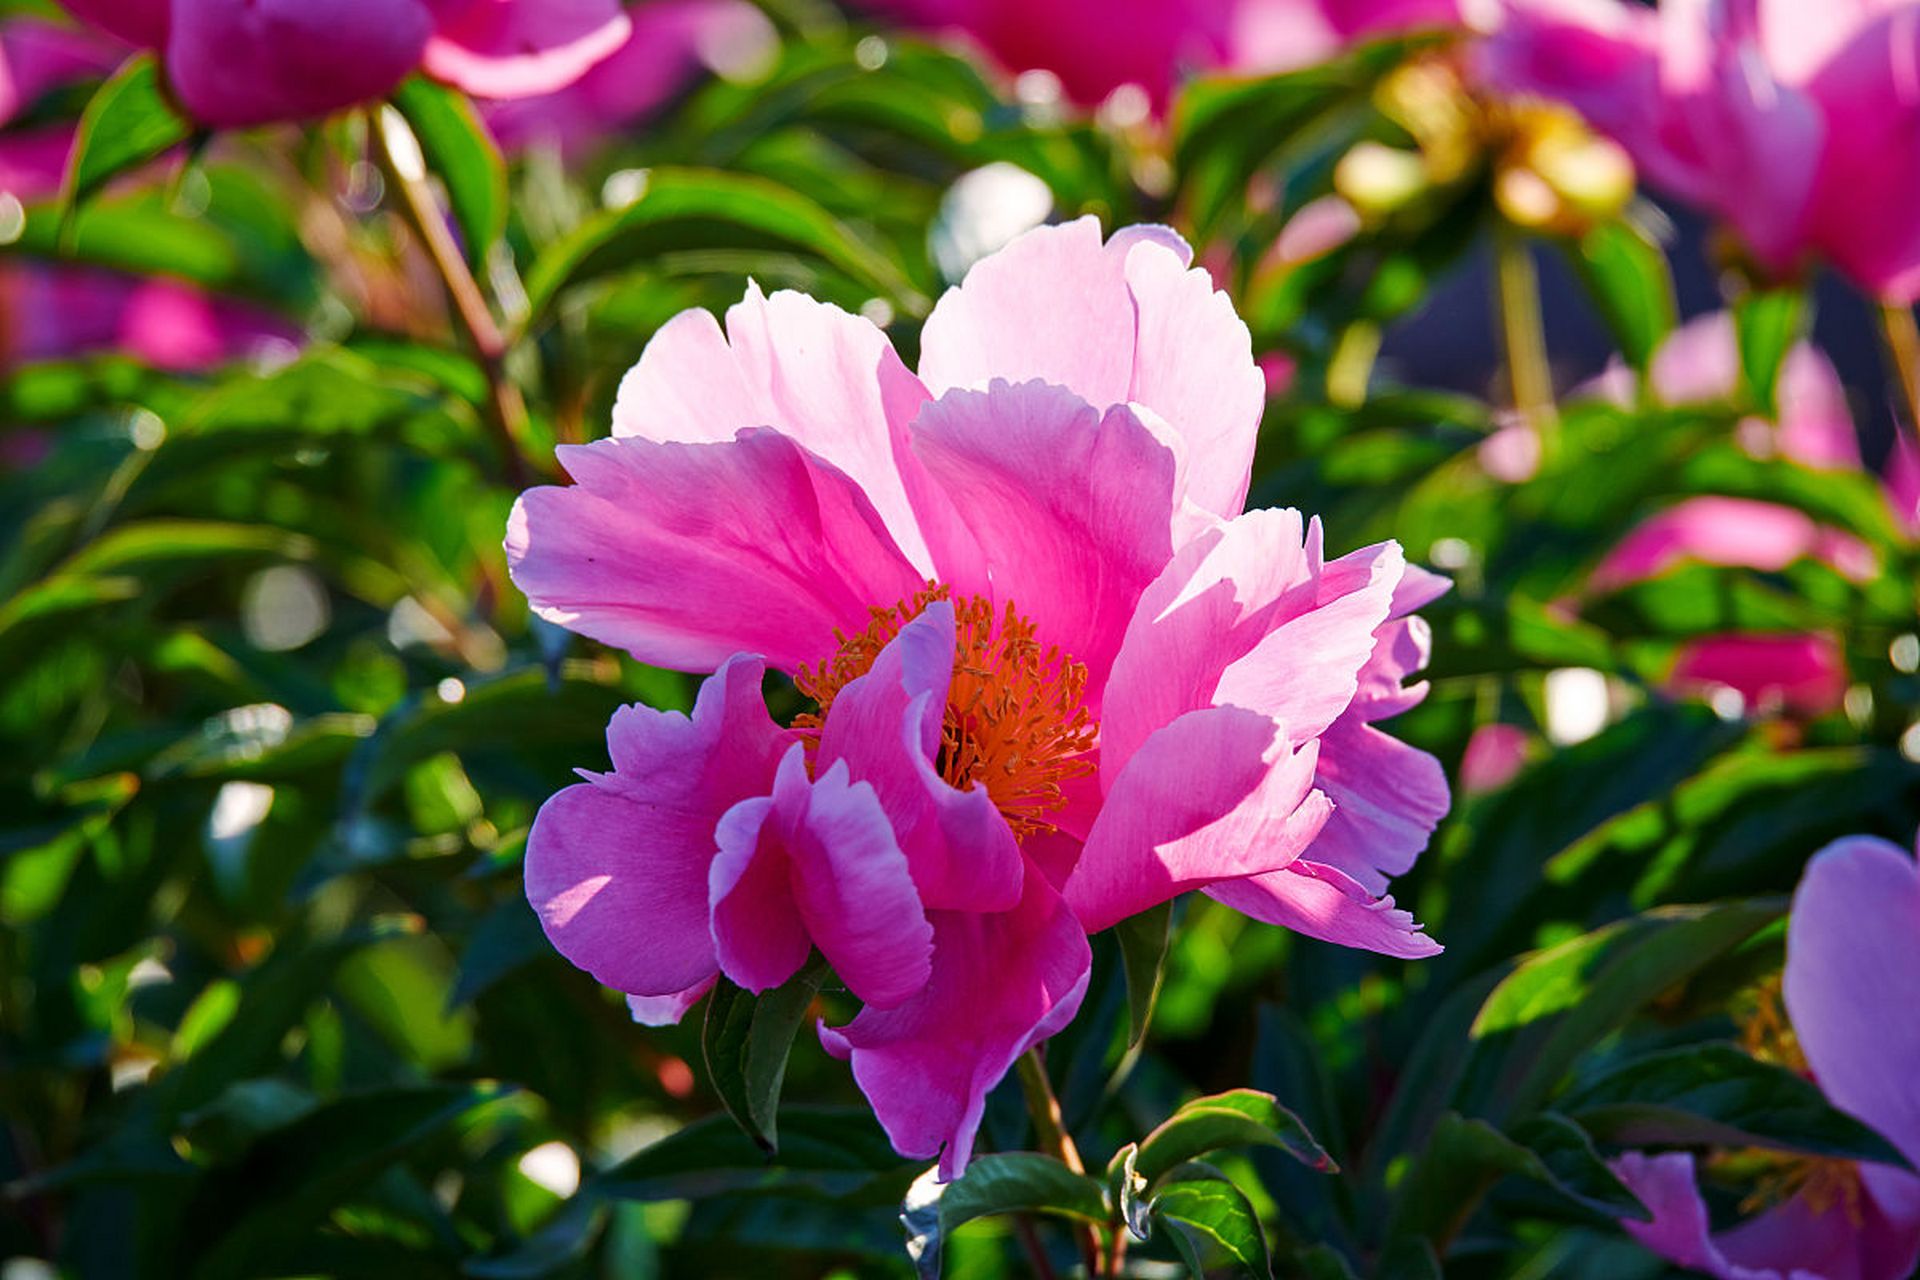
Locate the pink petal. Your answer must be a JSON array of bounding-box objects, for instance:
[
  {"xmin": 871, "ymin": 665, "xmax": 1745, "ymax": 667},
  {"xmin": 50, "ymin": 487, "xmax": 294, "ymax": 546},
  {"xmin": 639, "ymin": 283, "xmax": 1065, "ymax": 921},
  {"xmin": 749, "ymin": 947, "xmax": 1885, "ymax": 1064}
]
[
  {"xmin": 422, "ymin": 0, "xmax": 629, "ymax": 99},
  {"xmin": 910, "ymin": 379, "xmax": 1180, "ymax": 701},
  {"xmin": 711, "ymin": 747, "xmax": 934, "ymax": 1009},
  {"xmin": 0, "ymin": 18, "xmax": 121, "ymax": 125},
  {"xmin": 165, "ymin": 0, "xmax": 434, "ymax": 126},
  {"xmin": 1589, "ymin": 496, "xmax": 1876, "ymax": 594},
  {"xmin": 1716, "ymin": 1177, "xmax": 1920, "ymax": 1280},
  {"xmin": 611, "ymin": 283, "xmax": 960, "ymax": 574},
  {"xmin": 524, "ymin": 654, "xmax": 794, "ymax": 998},
  {"xmin": 816, "ymin": 603, "xmax": 1026, "ymax": 914},
  {"xmin": 56, "ymin": 0, "xmax": 170, "ymax": 48},
  {"xmin": 1306, "ymin": 717, "xmax": 1449, "ymax": 894},
  {"xmin": 1064, "ymin": 705, "xmax": 1331, "ymax": 934},
  {"xmin": 1459, "ymin": 723, "xmax": 1533, "ymax": 794},
  {"xmin": 1204, "ymin": 858, "xmax": 1440, "ymax": 959},
  {"xmin": 819, "ymin": 857, "xmax": 1091, "ymax": 1180},
  {"xmin": 627, "ymin": 977, "xmax": 715, "ymax": 1027},
  {"xmin": 1608, "ymin": 1151, "xmax": 1761, "ymax": 1280},
  {"xmin": 1887, "ymin": 433, "xmax": 1920, "ymax": 537},
  {"xmin": 917, "ymin": 218, "xmax": 1263, "ymax": 521},
  {"xmin": 505, "ymin": 431, "xmax": 923, "ymax": 674},
  {"xmin": 1668, "ymin": 633, "xmax": 1847, "ymax": 717}
]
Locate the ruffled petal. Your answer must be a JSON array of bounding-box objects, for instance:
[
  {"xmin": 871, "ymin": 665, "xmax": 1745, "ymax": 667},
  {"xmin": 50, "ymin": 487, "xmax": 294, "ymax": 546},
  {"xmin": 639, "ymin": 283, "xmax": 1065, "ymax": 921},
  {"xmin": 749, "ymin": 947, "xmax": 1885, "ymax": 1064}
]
[
  {"xmin": 1064, "ymin": 705, "xmax": 1331, "ymax": 934},
  {"xmin": 1609, "ymin": 1151, "xmax": 1768, "ymax": 1280},
  {"xmin": 505, "ymin": 431, "xmax": 923, "ymax": 673},
  {"xmin": 711, "ymin": 747, "xmax": 933, "ymax": 1008},
  {"xmin": 611, "ymin": 287, "xmax": 961, "ymax": 572},
  {"xmin": 165, "ymin": 0, "xmax": 434, "ymax": 126},
  {"xmin": 816, "ymin": 603, "xmax": 1025, "ymax": 914},
  {"xmin": 1307, "ymin": 717, "xmax": 1449, "ymax": 894},
  {"xmin": 1204, "ymin": 858, "xmax": 1441, "ymax": 959},
  {"xmin": 524, "ymin": 655, "xmax": 794, "ymax": 998},
  {"xmin": 917, "ymin": 217, "xmax": 1262, "ymax": 520},
  {"xmin": 819, "ymin": 858, "xmax": 1091, "ymax": 1181},
  {"xmin": 910, "ymin": 379, "xmax": 1180, "ymax": 701},
  {"xmin": 422, "ymin": 0, "xmax": 629, "ymax": 99}
]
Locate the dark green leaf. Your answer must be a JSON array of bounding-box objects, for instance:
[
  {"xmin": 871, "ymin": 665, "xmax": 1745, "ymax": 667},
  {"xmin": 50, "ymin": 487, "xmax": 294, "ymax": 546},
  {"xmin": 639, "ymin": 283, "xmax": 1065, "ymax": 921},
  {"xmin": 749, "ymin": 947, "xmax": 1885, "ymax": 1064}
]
[
  {"xmin": 1152, "ymin": 1164, "xmax": 1271, "ymax": 1280},
  {"xmin": 63, "ymin": 54, "xmax": 193, "ymax": 219},
  {"xmin": 596, "ymin": 1107, "xmax": 909, "ymax": 1203},
  {"xmin": 1115, "ymin": 900, "xmax": 1172, "ymax": 1050},
  {"xmin": 702, "ymin": 956, "xmax": 829, "ymax": 1153},
  {"xmin": 901, "ymin": 1153, "xmax": 1108, "ymax": 1280},
  {"xmin": 1130, "ymin": 1089, "xmax": 1335, "ymax": 1189},
  {"xmin": 388, "ymin": 78, "xmax": 507, "ymax": 265}
]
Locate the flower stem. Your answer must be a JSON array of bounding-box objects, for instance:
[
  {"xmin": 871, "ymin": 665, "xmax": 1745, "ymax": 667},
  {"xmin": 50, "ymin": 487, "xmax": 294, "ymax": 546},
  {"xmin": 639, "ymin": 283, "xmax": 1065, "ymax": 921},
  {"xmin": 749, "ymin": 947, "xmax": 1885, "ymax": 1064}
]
[
  {"xmin": 369, "ymin": 107, "xmax": 533, "ymax": 488},
  {"xmin": 1494, "ymin": 228, "xmax": 1558, "ymax": 458},
  {"xmin": 1016, "ymin": 1048, "xmax": 1106, "ymax": 1275},
  {"xmin": 1875, "ymin": 301, "xmax": 1920, "ymax": 453}
]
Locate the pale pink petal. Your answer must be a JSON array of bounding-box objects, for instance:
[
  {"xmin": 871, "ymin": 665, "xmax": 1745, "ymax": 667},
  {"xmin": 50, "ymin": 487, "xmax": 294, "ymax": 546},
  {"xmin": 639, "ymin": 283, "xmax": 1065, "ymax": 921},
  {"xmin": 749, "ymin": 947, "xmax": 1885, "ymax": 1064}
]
[
  {"xmin": 1307, "ymin": 717, "xmax": 1449, "ymax": 894},
  {"xmin": 1609, "ymin": 1151, "xmax": 1771, "ymax": 1280},
  {"xmin": 1064, "ymin": 705, "xmax": 1331, "ymax": 934},
  {"xmin": 910, "ymin": 379, "xmax": 1180, "ymax": 701},
  {"xmin": 711, "ymin": 747, "xmax": 932, "ymax": 1008},
  {"xmin": 166, "ymin": 0, "xmax": 434, "ymax": 126},
  {"xmin": 525, "ymin": 654, "xmax": 794, "ymax": 998},
  {"xmin": 1668, "ymin": 633, "xmax": 1847, "ymax": 717},
  {"xmin": 1775, "ymin": 344, "xmax": 1861, "ymax": 469},
  {"xmin": 423, "ymin": 0, "xmax": 630, "ymax": 99},
  {"xmin": 627, "ymin": 977, "xmax": 715, "ymax": 1027},
  {"xmin": 1460, "ymin": 723, "xmax": 1533, "ymax": 793},
  {"xmin": 1204, "ymin": 858, "xmax": 1440, "ymax": 959},
  {"xmin": 505, "ymin": 431, "xmax": 924, "ymax": 673},
  {"xmin": 819, "ymin": 858, "xmax": 1091, "ymax": 1180},
  {"xmin": 611, "ymin": 285, "xmax": 959, "ymax": 572},
  {"xmin": 917, "ymin": 218, "xmax": 1263, "ymax": 520},
  {"xmin": 816, "ymin": 603, "xmax": 1026, "ymax": 914},
  {"xmin": 1590, "ymin": 496, "xmax": 1877, "ymax": 593}
]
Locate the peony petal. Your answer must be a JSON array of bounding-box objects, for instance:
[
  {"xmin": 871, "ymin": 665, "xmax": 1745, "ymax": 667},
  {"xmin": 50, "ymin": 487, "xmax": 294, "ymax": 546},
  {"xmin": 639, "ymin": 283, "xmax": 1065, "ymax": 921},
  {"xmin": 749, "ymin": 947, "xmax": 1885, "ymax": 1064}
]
[
  {"xmin": 1064, "ymin": 704, "xmax": 1331, "ymax": 934},
  {"xmin": 611, "ymin": 287, "xmax": 960, "ymax": 572},
  {"xmin": 627, "ymin": 977, "xmax": 715, "ymax": 1027},
  {"xmin": 917, "ymin": 217, "xmax": 1263, "ymax": 520},
  {"xmin": 712, "ymin": 748, "xmax": 933, "ymax": 1008},
  {"xmin": 819, "ymin": 858, "xmax": 1091, "ymax": 1180},
  {"xmin": 1589, "ymin": 496, "xmax": 1876, "ymax": 593},
  {"xmin": 1204, "ymin": 858, "xmax": 1441, "ymax": 959},
  {"xmin": 1306, "ymin": 717, "xmax": 1449, "ymax": 894},
  {"xmin": 910, "ymin": 379, "xmax": 1180, "ymax": 700},
  {"xmin": 1608, "ymin": 1151, "xmax": 1756, "ymax": 1280},
  {"xmin": 1668, "ymin": 633, "xmax": 1848, "ymax": 717},
  {"xmin": 524, "ymin": 654, "xmax": 794, "ymax": 997},
  {"xmin": 505, "ymin": 431, "xmax": 923, "ymax": 674},
  {"xmin": 165, "ymin": 0, "xmax": 434, "ymax": 126},
  {"xmin": 422, "ymin": 0, "xmax": 630, "ymax": 98},
  {"xmin": 56, "ymin": 0, "xmax": 170, "ymax": 48},
  {"xmin": 1716, "ymin": 1177, "xmax": 1920, "ymax": 1280},
  {"xmin": 817, "ymin": 604, "xmax": 1026, "ymax": 914}
]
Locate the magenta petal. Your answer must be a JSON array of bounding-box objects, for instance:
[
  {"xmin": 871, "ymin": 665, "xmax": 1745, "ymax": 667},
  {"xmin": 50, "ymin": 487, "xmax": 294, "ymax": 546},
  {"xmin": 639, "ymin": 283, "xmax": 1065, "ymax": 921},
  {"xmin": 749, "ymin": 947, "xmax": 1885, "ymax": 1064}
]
[
  {"xmin": 165, "ymin": 0, "xmax": 434, "ymax": 126},
  {"xmin": 505, "ymin": 431, "xmax": 923, "ymax": 673},
  {"xmin": 422, "ymin": 0, "xmax": 630, "ymax": 98},
  {"xmin": 817, "ymin": 604, "xmax": 1025, "ymax": 914},
  {"xmin": 1716, "ymin": 1179, "xmax": 1920, "ymax": 1280},
  {"xmin": 1608, "ymin": 1151, "xmax": 1751, "ymax": 1280},
  {"xmin": 911, "ymin": 379, "xmax": 1180, "ymax": 699},
  {"xmin": 524, "ymin": 654, "xmax": 793, "ymax": 997},
  {"xmin": 57, "ymin": 0, "xmax": 171, "ymax": 48},
  {"xmin": 627, "ymin": 977, "xmax": 715, "ymax": 1027},
  {"xmin": 712, "ymin": 747, "xmax": 933, "ymax": 1008},
  {"xmin": 819, "ymin": 859, "xmax": 1091, "ymax": 1181},
  {"xmin": 1205, "ymin": 859, "xmax": 1440, "ymax": 959},
  {"xmin": 1590, "ymin": 496, "xmax": 1876, "ymax": 593},
  {"xmin": 1065, "ymin": 705, "xmax": 1330, "ymax": 934}
]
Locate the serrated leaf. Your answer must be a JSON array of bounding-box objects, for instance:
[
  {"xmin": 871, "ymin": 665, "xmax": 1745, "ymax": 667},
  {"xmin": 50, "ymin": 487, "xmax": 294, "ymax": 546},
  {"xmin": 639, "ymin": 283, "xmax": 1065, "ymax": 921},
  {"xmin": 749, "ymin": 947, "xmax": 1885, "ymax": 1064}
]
[
  {"xmin": 63, "ymin": 54, "xmax": 193, "ymax": 220},
  {"xmin": 389, "ymin": 76, "xmax": 507, "ymax": 265},
  {"xmin": 901, "ymin": 1153, "xmax": 1108, "ymax": 1280},
  {"xmin": 702, "ymin": 956, "xmax": 829, "ymax": 1153},
  {"xmin": 1130, "ymin": 1089, "xmax": 1335, "ymax": 1189},
  {"xmin": 1563, "ymin": 1042, "xmax": 1914, "ymax": 1168}
]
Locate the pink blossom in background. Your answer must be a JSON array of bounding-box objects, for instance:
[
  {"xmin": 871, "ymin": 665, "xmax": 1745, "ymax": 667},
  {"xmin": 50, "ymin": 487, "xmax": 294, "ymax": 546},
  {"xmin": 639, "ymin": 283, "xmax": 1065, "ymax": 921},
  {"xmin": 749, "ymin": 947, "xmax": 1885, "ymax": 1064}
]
[
  {"xmin": 1611, "ymin": 834, "xmax": 1920, "ymax": 1280},
  {"xmin": 0, "ymin": 15, "xmax": 120, "ymax": 202},
  {"xmin": 865, "ymin": 0, "xmax": 1462, "ymax": 110},
  {"xmin": 480, "ymin": 1, "xmax": 773, "ymax": 156},
  {"xmin": 1668, "ymin": 633, "xmax": 1848, "ymax": 718},
  {"xmin": 508, "ymin": 218, "xmax": 1449, "ymax": 1177},
  {"xmin": 1480, "ymin": 0, "xmax": 1920, "ymax": 301},
  {"xmin": 1589, "ymin": 496, "xmax": 1876, "ymax": 595},
  {"xmin": 59, "ymin": 0, "xmax": 631, "ymax": 127},
  {"xmin": 0, "ymin": 262, "xmax": 299, "ymax": 372},
  {"xmin": 1459, "ymin": 722, "xmax": 1531, "ymax": 792}
]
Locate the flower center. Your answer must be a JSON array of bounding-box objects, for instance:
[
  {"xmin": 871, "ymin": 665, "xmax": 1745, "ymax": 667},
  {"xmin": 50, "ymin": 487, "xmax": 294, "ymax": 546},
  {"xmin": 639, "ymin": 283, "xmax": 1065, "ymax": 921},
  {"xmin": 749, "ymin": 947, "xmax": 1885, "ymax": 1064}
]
[
  {"xmin": 1707, "ymin": 977, "xmax": 1868, "ymax": 1226},
  {"xmin": 795, "ymin": 585, "xmax": 1097, "ymax": 838}
]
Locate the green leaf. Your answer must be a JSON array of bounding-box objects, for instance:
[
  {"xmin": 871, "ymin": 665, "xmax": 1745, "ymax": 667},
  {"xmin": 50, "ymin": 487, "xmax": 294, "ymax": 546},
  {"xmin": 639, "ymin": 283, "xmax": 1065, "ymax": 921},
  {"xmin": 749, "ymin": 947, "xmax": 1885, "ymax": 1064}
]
[
  {"xmin": 702, "ymin": 956, "xmax": 829, "ymax": 1153},
  {"xmin": 63, "ymin": 54, "xmax": 193, "ymax": 221},
  {"xmin": 1563, "ymin": 1043, "xmax": 1914, "ymax": 1168},
  {"xmin": 1152, "ymin": 1164, "xmax": 1272, "ymax": 1280},
  {"xmin": 901, "ymin": 1153, "xmax": 1108, "ymax": 1280},
  {"xmin": 1568, "ymin": 221, "xmax": 1675, "ymax": 374},
  {"xmin": 388, "ymin": 78, "xmax": 507, "ymax": 265},
  {"xmin": 1506, "ymin": 1112, "xmax": 1651, "ymax": 1219},
  {"xmin": 595, "ymin": 1107, "xmax": 910, "ymax": 1204},
  {"xmin": 1129, "ymin": 1089, "xmax": 1335, "ymax": 1190},
  {"xmin": 1733, "ymin": 286, "xmax": 1806, "ymax": 414},
  {"xmin": 464, "ymin": 1197, "xmax": 608, "ymax": 1279},
  {"xmin": 522, "ymin": 167, "xmax": 919, "ymax": 321},
  {"xmin": 1115, "ymin": 900, "xmax": 1172, "ymax": 1050}
]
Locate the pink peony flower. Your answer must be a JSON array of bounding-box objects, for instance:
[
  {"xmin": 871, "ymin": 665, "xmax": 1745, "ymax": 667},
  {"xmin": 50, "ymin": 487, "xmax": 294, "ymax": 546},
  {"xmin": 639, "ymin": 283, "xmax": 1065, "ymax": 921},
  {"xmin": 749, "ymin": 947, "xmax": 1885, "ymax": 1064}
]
[
  {"xmin": 1479, "ymin": 0, "xmax": 1920, "ymax": 301},
  {"xmin": 1667, "ymin": 633, "xmax": 1847, "ymax": 719},
  {"xmin": 480, "ymin": 1, "xmax": 773, "ymax": 156},
  {"xmin": 863, "ymin": 0, "xmax": 1462, "ymax": 111},
  {"xmin": 58, "ymin": 0, "xmax": 631, "ymax": 127},
  {"xmin": 1459, "ymin": 722, "xmax": 1531, "ymax": 792},
  {"xmin": 1610, "ymin": 833, "xmax": 1920, "ymax": 1280},
  {"xmin": 1589, "ymin": 496, "xmax": 1876, "ymax": 596},
  {"xmin": 0, "ymin": 262, "xmax": 300, "ymax": 372},
  {"xmin": 508, "ymin": 218, "xmax": 1448, "ymax": 1176}
]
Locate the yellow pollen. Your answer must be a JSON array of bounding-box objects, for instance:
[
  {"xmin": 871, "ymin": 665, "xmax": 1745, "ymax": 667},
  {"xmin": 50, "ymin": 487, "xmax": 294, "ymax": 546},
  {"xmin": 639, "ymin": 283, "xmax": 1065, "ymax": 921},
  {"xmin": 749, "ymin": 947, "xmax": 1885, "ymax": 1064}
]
[{"xmin": 794, "ymin": 585, "xmax": 1097, "ymax": 838}]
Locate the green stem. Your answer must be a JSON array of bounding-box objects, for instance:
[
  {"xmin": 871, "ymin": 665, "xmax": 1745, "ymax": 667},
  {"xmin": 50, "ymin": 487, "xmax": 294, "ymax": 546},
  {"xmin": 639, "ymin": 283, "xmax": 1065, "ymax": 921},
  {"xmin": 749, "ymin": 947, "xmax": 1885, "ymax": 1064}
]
[
  {"xmin": 369, "ymin": 107, "xmax": 532, "ymax": 488},
  {"xmin": 1495, "ymin": 229, "xmax": 1559, "ymax": 458},
  {"xmin": 1016, "ymin": 1049, "xmax": 1106, "ymax": 1276},
  {"xmin": 1875, "ymin": 301, "xmax": 1920, "ymax": 454}
]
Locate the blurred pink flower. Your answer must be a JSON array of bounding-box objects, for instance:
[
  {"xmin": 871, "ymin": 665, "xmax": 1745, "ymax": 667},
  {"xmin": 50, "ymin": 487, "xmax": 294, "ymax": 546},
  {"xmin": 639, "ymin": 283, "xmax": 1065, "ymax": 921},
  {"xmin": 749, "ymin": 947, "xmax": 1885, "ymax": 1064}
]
[
  {"xmin": 1668, "ymin": 633, "xmax": 1847, "ymax": 718},
  {"xmin": 59, "ymin": 0, "xmax": 631, "ymax": 127},
  {"xmin": 1, "ymin": 262, "xmax": 299, "ymax": 371},
  {"xmin": 1480, "ymin": 0, "xmax": 1920, "ymax": 301},
  {"xmin": 1590, "ymin": 496, "xmax": 1876, "ymax": 595},
  {"xmin": 480, "ymin": 1, "xmax": 772, "ymax": 156},
  {"xmin": 0, "ymin": 15, "xmax": 119, "ymax": 201},
  {"xmin": 509, "ymin": 218, "xmax": 1448, "ymax": 1176},
  {"xmin": 1612, "ymin": 833, "xmax": 1920, "ymax": 1280},
  {"xmin": 1459, "ymin": 722, "xmax": 1531, "ymax": 792},
  {"xmin": 865, "ymin": 0, "xmax": 1462, "ymax": 110}
]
